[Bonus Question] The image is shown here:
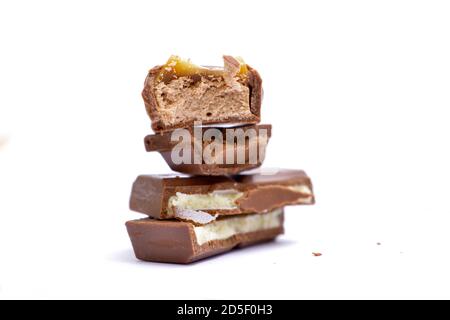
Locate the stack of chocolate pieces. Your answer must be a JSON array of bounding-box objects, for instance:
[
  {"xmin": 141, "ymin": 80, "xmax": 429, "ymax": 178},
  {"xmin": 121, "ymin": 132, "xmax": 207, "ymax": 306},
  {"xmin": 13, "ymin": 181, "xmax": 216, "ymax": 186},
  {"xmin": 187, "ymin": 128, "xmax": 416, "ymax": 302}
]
[{"xmin": 126, "ymin": 56, "xmax": 315, "ymax": 264}]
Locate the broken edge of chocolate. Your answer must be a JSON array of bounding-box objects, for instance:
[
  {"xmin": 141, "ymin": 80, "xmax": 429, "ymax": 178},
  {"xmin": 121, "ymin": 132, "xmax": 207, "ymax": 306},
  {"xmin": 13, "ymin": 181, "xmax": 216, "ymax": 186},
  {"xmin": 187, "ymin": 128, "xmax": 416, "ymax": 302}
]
[
  {"xmin": 126, "ymin": 209, "xmax": 284, "ymax": 264},
  {"xmin": 129, "ymin": 169, "xmax": 314, "ymax": 222},
  {"xmin": 143, "ymin": 124, "xmax": 272, "ymax": 175}
]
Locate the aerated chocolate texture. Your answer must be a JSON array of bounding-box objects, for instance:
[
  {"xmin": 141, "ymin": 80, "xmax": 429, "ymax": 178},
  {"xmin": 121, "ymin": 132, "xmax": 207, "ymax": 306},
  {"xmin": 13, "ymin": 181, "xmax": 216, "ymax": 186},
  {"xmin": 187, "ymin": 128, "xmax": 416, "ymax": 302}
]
[
  {"xmin": 144, "ymin": 124, "xmax": 272, "ymax": 175},
  {"xmin": 129, "ymin": 169, "xmax": 314, "ymax": 220},
  {"xmin": 142, "ymin": 56, "xmax": 263, "ymax": 132}
]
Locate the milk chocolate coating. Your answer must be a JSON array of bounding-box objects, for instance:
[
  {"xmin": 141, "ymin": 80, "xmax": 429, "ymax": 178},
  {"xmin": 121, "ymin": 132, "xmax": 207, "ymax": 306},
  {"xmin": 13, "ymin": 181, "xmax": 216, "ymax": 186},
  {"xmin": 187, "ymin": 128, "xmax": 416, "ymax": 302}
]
[
  {"xmin": 126, "ymin": 214, "xmax": 284, "ymax": 264},
  {"xmin": 129, "ymin": 169, "xmax": 314, "ymax": 219},
  {"xmin": 144, "ymin": 124, "xmax": 272, "ymax": 175},
  {"xmin": 142, "ymin": 65, "xmax": 263, "ymax": 132}
]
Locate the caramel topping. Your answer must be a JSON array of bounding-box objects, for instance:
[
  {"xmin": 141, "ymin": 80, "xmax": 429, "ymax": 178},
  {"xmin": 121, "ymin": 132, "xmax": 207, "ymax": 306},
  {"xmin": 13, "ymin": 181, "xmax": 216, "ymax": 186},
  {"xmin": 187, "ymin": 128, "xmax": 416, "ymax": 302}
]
[{"xmin": 157, "ymin": 55, "xmax": 248, "ymax": 84}]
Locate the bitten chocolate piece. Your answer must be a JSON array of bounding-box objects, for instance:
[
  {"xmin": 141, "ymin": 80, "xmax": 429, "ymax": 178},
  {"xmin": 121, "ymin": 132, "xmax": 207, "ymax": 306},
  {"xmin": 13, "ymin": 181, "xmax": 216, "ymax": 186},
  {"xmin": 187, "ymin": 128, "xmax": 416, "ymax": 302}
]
[
  {"xmin": 126, "ymin": 209, "xmax": 284, "ymax": 264},
  {"xmin": 142, "ymin": 56, "xmax": 263, "ymax": 132},
  {"xmin": 144, "ymin": 124, "xmax": 271, "ymax": 175},
  {"xmin": 130, "ymin": 169, "xmax": 314, "ymax": 224}
]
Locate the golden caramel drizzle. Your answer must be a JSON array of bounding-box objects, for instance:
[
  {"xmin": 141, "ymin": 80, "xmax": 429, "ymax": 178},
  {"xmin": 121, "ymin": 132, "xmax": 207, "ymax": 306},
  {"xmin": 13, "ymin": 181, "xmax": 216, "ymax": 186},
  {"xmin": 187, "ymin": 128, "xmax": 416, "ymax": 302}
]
[{"xmin": 157, "ymin": 55, "xmax": 248, "ymax": 83}]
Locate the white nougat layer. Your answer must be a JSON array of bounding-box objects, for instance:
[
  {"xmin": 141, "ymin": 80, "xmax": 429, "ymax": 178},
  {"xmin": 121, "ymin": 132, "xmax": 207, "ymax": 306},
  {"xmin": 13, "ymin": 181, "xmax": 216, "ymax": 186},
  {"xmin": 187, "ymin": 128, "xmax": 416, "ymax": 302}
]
[
  {"xmin": 168, "ymin": 190, "xmax": 243, "ymax": 213},
  {"xmin": 193, "ymin": 209, "xmax": 283, "ymax": 246},
  {"xmin": 288, "ymin": 184, "xmax": 313, "ymax": 195}
]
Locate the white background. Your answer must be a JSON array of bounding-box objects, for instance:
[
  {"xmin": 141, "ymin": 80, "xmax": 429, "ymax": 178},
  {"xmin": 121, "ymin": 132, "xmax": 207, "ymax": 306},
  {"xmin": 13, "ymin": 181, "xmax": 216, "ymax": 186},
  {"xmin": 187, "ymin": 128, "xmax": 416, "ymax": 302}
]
[{"xmin": 1, "ymin": 0, "xmax": 450, "ymax": 300}]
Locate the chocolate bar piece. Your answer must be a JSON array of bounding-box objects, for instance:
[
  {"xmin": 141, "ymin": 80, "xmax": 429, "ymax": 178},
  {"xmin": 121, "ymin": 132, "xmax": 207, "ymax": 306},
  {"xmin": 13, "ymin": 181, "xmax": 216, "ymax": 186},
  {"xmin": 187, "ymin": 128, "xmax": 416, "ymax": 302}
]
[
  {"xmin": 129, "ymin": 169, "xmax": 314, "ymax": 224},
  {"xmin": 126, "ymin": 209, "xmax": 284, "ymax": 264},
  {"xmin": 142, "ymin": 56, "xmax": 263, "ymax": 132},
  {"xmin": 144, "ymin": 124, "xmax": 271, "ymax": 175}
]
